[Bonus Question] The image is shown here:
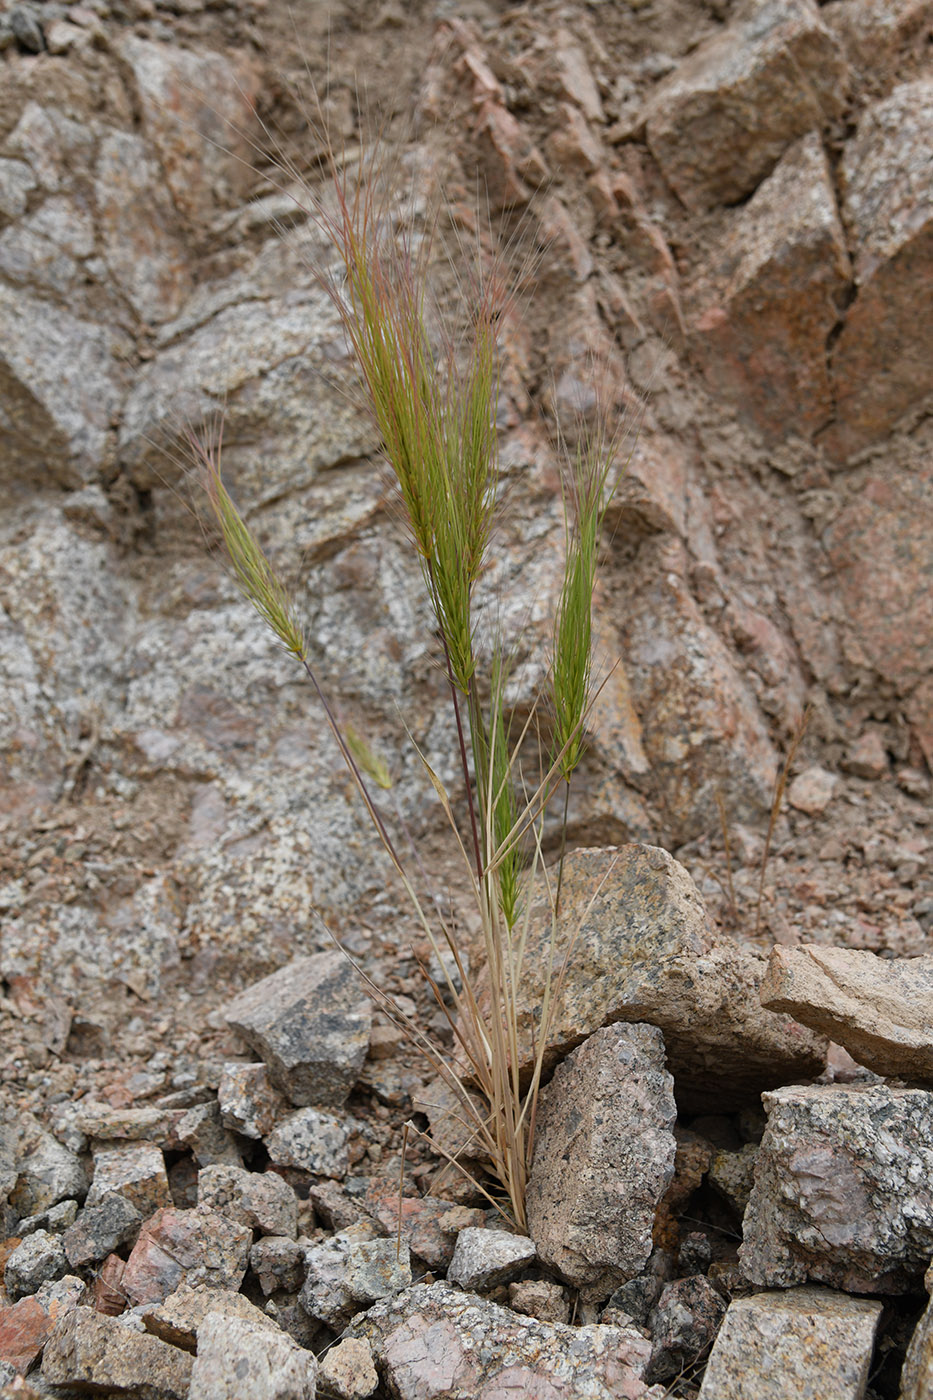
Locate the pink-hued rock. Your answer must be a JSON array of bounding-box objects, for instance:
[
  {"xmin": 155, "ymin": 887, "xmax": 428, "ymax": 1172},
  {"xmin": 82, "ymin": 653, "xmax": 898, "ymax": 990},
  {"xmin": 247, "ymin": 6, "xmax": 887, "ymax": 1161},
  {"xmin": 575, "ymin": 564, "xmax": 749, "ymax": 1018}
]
[
  {"xmin": 787, "ymin": 766, "xmax": 838, "ymax": 815},
  {"xmin": 693, "ymin": 134, "xmax": 851, "ymax": 439},
  {"xmin": 0, "ymin": 1296, "xmax": 56, "ymax": 1375},
  {"xmin": 827, "ymin": 77, "xmax": 933, "ymax": 458},
  {"xmin": 349, "ymin": 1281, "xmax": 656, "ymax": 1400},
  {"xmin": 121, "ymin": 1208, "xmax": 251, "ymax": 1306},
  {"xmin": 358, "ymin": 1184, "xmax": 485, "ymax": 1271},
  {"xmin": 644, "ymin": 0, "xmax": 848, "ymax": 211}
]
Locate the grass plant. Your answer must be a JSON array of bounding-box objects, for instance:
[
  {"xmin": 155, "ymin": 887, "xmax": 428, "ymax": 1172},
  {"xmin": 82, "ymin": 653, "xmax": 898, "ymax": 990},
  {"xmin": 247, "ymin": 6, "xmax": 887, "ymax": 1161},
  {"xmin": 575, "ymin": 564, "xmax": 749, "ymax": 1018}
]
[{"xmin": 195, "ymin": 128, "xmax": 624, "ymax": 1232}]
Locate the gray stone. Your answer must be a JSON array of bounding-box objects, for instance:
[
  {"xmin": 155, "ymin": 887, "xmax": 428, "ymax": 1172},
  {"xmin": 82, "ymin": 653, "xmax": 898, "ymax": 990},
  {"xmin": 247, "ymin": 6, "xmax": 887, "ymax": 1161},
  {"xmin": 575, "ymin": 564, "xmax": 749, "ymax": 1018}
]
[
  {"xmin": 447, "ymin": 1227, "xmax": 537, "ymax": 1290},
  {"xmin": 223, "ymin": 950, "xmax": 373, "ymax": 1108},
  {"xmin": 644, "ymin": 0, "xmax": 848, "ymax": 210},
  {"xmin": 828, "ymin": 77, "xmax": 933, "ymax": 458},
  {"xmin": 0, "ymin": 285, "xmax": 123, "ymax": 491},
  {"xmin": 474, "ymin": 846, "xmax": 825, "ymax": 1113},
  {"xmin": 175, "ymin": 1101, "xmax": 244, "ymax": 1167},
  {"xmin": 41, "ymin": 1307, "xmax": 193, "ymax": 1399},
  {"xmin": 901, "ymin": 1288, "xmax": 933, "ymax": 1400},
  {"xmin": 0, "ymin": 159, "xmax": 37, "ymax": 219},
  {"xmin": 4, "ymin": 1230, "xmax": 66, "ymax": 1301},
  {"xmin": 7, "ymin": 1114, "xmax": 89, "ymax": 1218},
  {"xmin": 249, "ymin": 1236, "xmax": 306, "ymax": 1296},
  {"xmin": 86, "ymin": 1142, "xmax": 172, "ymax": 1218},
  {"xmin": 317, "ymin": 1337, "xmax": 378, "ymax": 1400},
  {"xmin": 739, "ymin": 1085, "xmax": 933, "ymax": 1292},
  {"xmin": 3, "ymin": 102, "xmax": 94, "ymax": 195},
  {"xmin": 761, "ymin": 945, "xmax": 933, "ymax": 1082},
  {"xmin": 188, "ymin": 1311, "xmax": 317, "ymax": 1400},
  {"xmin": 198, "ymin": 1163, "xmax": 298, "ymax": 1238},
  {"xmin": 18, "ymin": 1199, "xmax": 78, "ymax": 1235},
  {"xmin": 63, "ymin": 1194, "xmax": 143, "ymax": 1267},
  {"xmin": 140, "ymin": 1280, "xmax": 278, "ymax": 1351},
  {"xmin": 647, "ymin": 1276, "xmax": 727, "ymax": 1383},
  {"xmin": 348, "ymin": 1280, "xmax": 655, "ymax": 1399},
  {"xmin": 300, "ymin": 1226, "xmax": 411, "ymax": 1331},
  {"xmin": 527, "ymin": 1023, "xmax": 677, "ymax": 1299},
  {"xmin": 9, "ymin": 5, "xmax": 44, "ymax": 53},
  {"xmin": 265, "ymin": 1107, "xmax": 359, "ymax": 1178},
  {"xmin": 218, "ymin": 1063, "xmax": 289, "ymax": 1140},
  {"xmin": 697, "ymin": 1287, "xmax": 883, "ymax": 1399}
]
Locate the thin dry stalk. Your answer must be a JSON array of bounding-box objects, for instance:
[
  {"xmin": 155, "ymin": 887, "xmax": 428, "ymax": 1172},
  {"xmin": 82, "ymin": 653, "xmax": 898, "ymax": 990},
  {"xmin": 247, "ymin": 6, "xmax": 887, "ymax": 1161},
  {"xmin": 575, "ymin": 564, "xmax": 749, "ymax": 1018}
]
[{"xmin": 754, "ymin": 705, "xmax": 812, "ymax": 936}]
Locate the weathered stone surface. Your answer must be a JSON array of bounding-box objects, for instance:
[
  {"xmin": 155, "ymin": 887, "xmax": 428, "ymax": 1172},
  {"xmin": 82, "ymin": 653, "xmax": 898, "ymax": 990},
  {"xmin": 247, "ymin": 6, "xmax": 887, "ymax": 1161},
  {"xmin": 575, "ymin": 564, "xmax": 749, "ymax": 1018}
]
[
  {"xmin": 121, "ymin": 1207, "xmax": 251, "ymax": 1306},
  {"xmin": 62, "ymin": 1195, "xmax": 142, "ymax": 1268},
  {"xmin": 6, "ymin": 1115, "xmax": 88, "ymax": 1219},
  {"xmin": 760, "ymin": 945, "xmax": 933, "ymax": 1081},
  {"xmin": 264, "ymin": 1107, "xmax": 359, "ymax": 1178},
  {"xmin": 249, "ymin": 1236, "xmax": 306, "ymax": 1296},
  {"xmin": 447, "ymin": 1228, "xmax": 537, "ymax": 1291},
  {"xmin": 508, "ymin": 1278, "xmax": 571, "ymax": 1325},
  {"xmin": 140, "ymin": 1280, "xmax": 277, "ymax": 1352},
  {"xmin": 474, "ymin": 846, "xmax": 825, "ymax": 1112},
  {"xmin": 41, "ymin": 1307, "xmax": 193, "ymax": 1399},
  {"xmin": 827, "ymin": 78, "xmax": 933, "ymax": 458},
  {"xmin": 739, "ymin": 1085, "xmax": 933, "ymax": 1292},
  {"xmin": 318, "ymin": 1336, "xmax": 378, "ymax": 1400},
  {"xmin": 647, "ymin": 1276, "xmax": 727, "ymax": 1383},
  {"xmin": 118, "ymin": 38, "xmax": 261, "ymax": 226},
  {"xmin": 223, "ymin": 950, "xmax": 372, "ymax": 1108},
  {"xmin": 300, "ymin": 1225, "xmax": 411, "ymax": 1331},
  {"xmin": 86, "ymin": 1142, "xmax": 172, "ymax": 1218},
  {"xmin": 4, "ymin": 1229, "xmax": 65, "ymax": 1301},
  {"xmin": 218, "ymin": 1063, "xmax": 289, "ymax": 1140},
  {"xmin": 708, "ymin": 1143, "xmax": 758, "ymax": 1216},
  {"xmin": 697, "ymin": 1287, "xmax": 883, "ymax": 1399},
  {"xmin": 527, "ymin": 1024, "xmax": 676, "ymax": 1298},
  {"xmin": 349, "ymin": 1280, "xmax": 655, "ymax": 1399},
  {"xmin": 901, "ymin": 1287, "xmax": 933, "ymax": 1400},
  {"xmin": 0, "ymin": 284, "xmax": 123, "ymax": 492},
  {"xmin": 0, "ymin": 1275, "xmax": 84, "ymax": 1375},
  {"xmin": 198, "ymin": 1164, "xmax": 298, "ymax": 1238},
  {"xmin": 787, "ymin": 765, "xmax": 838, "ymax": 815},
  {"xmin": 693, "ymin": 135, "xmax": 851, "ymax": 439},
  {"xmin": 358, "ymin": 1184, "xmax": 485, "ymax": 1271},
  {"xmin": 175, "ymin": 1102, "xmax": 243, "ymax": 1168},
  {"xmin": 644, "ymin": 0, "xmax": 848, "ymax": 210},
  {"xmin": 188, "ymin": 1310, "xmax": 317, "ymax": 1400}
]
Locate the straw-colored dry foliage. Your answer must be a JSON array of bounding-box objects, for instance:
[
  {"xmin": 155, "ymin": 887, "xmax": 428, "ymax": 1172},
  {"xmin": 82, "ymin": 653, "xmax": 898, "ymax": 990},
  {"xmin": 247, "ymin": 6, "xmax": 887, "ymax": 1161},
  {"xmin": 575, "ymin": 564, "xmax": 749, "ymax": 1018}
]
[{"xmin": 195, "ymin": 119, "xmax": 626, "ymax": 1232}]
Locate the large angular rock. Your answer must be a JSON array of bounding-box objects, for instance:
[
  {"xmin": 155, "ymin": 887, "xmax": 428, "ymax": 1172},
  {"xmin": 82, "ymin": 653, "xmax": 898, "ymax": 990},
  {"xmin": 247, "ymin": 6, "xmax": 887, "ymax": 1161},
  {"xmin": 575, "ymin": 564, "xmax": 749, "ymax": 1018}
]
[
  {"xmin": 693, "ymin": 134, "xmax": 851, "ymax": 439},
  {"xmin": 760, "ymin": 944, "xmax": 933, "ymax": 1081},
  {"xmin": 86, "ymin": 1142, "xmax": 172, "ymax": 1218},
  {"xmin": 300, "ymin": 1224, "xmax": 411, "ymax": 1331},
  {"xmin": 198, "ymin": 1163, "xmax": 298, "ymax": 1238},
  {"xmin": 41, "ymin": 1307, "xmax": 193, "ymax": 1399},
  {"xmin": 471, "ymin": 845, "xmax": 825, "ymax": 1112},
  {"xmin": 447, "ymin": 1228, "xmax": 537, "ymax": 1291},
  {"xmin": 264, "ymin": 1107, "xmax": 359, "ymax": 1178},
  {"xmin": 188, "ymin": 1311, "xmax": 317, "ymax": 1400},
  {"xmin": 348, "ymin": 1281, "xmax": 657, "ymax": 1399},
  {"xmin": 222, "ymin": 950, "xmax": 372, "ymax": 1108},
  {"xmin": 527, "ymin": 1024, "xmax": 677, "ymax": 1298},
  {"xmin": 644, "ymin": 0, "xmax": 848, "ymax": 210},
  {"xmin": 6, "ymin": 1112, "xmax": 88, "ymax": 1218},
  {"xmin": 739, "ymin": 1085, "xmax": 933, "ymax": 1293},
  {"xmin": 140, "ymin": 1281, "xmax": 278, "ymax": 1351},
  {"xmin": 121, "ymin": 1207, "xmax": 252, "ymax": 1306},
  {"xmin": 827, "ymin": 77, "xmax": 933, "ymax": 458},
  {"xmin": 4, "ymin": 1229, "xmax": 66, "ymax": 1300},
  {"xmin": 0, "ymin": 284, "xmax": 123, "ymax": 493},
  {"xmin": 62, "ymin": 1194, "xmax": 143, "ymax": 1267},
  {"xmin": 698, "ymin": 1287, "xmax": 883, "ymax": 1399}
]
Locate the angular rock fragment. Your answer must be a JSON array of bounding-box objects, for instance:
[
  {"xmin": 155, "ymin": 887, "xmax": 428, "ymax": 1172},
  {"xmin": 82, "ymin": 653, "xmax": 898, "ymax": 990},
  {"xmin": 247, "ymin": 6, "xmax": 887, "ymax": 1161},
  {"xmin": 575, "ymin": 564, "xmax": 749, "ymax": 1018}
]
[
  {"xmin": 647, "ymin": 1276, "xmax": 727, "ymax": 1383},
  {"xmin": 4, "ymin": 1229, "xmax": 66, "ymax": 1301},
  {"xmin": 527, "ymin": 1023, "xmax": 676, "ymax": 1298},
  {"xmin": 693, "ymin": 135, "xmax": 851, "ymax": 439},
  {"xmin": 357, "ymin": 1184, "xmax": 485, "ymax": 1270},
  {"xmin": 6, "ymin": 1113, "xmax": 89, "ymax": 1217},
  {"xmin": 697, "ymin": 1287, "xmax": 883, "ymax": 1399},
  {"xmin": 349, "ymin": 1280, "xmax": 655, "ymax": 1399},
  {"xmin": 62, "ymin": 1195, "xmax": 142, "ymax": 1267},
  {"xmin": 218, "ymin": 1063, "xmax": 288, "ymax": 1140},
  {"xmin": 739, "ymin": 1085, "xmax": 933, "ymax": 1292},
  {"xmin": 0, "ymin": 1295, "xmax": 59, "ymax": 1375},
  {"xmin": 140, "ymin": 1281, "xmax": 277, "ymax": 1352},
  {"xmin": 41, "ymin": 1307, "xmax": 192, "ymax": 1399},
  {"xmin": 198, "ymin": 1163, "xmax": 298, "ymax": 1238},
  {"xmin": 475, "ymin": 846, "xmax": 825, "ymax": 1112},
  {"xmin": 644, "ymin": 0, "xmax": 848, "ymax": 210},
  {"xmin": 188, "ymin": 1311, "xmax": 317, "ymax": 1400},
  {"xmin": 121, "ymin": 1207, "xmax": 252, "ymax": 1306},
  {"xmin": 760, "ymin": 945, "xmax": 933, "ymax": 1082},
  {"xmin": 300, "ymin": 1225, "xmax": 411, "ymax": 1331},
  {"xmin": 318, "ymin": 1336, "xmax": 378, "ymax": 1400},
  {"xmin": 264, "ymin": 1107, "xmax": 359, "ymax": 1178},
  {"xmin": 827, "ymin": 77, "xmax": 933, "ymax": 458},
  {"xmin": 508, "ymin": 1278, "xmax": 571, "ymax": 1324},
  {"xmin": 223, "ymin": 951, "xmax": 372, "ymax": 1108},
  {"xmin": 86, "ymin": 1142, "xmax": 172, "ymax": 1218},
  {"xmin": 447, "ymin": 1227, "xmax": 537, "ymax": 1291},
  {"xmin": 249, "ymin": 1236, "xmax": 306, "ymax": 1296},
  {"xmin": 175, "ymin": 1102, "xmax": 243, "ymax": 1168}
]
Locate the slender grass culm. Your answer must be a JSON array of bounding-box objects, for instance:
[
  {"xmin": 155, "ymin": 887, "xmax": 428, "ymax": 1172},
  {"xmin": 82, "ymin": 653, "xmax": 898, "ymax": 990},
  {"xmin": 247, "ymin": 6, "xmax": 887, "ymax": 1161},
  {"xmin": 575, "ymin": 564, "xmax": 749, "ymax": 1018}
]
[{"xmin": 195, "ymin": 121, "xmax": 625, "ymax": 1233}]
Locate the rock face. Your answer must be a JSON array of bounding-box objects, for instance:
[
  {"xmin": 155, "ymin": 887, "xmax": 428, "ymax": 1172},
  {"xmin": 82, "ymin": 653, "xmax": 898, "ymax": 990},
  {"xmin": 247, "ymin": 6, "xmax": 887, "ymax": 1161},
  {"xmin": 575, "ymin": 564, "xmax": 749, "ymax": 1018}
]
[
  {"xmin": 693, "ymin": 134, "xmax": 851, "ymax": 439},
  {"xmin": 474, "ymin": 845, "xmax": 826, "ymax": 1111},
  {"xmin": 188, "ymin": 1311, "xmax": 317, "ymax": 1400},
  {"xmin": 760, "ymin": 944, "xmax": 933, "ymax": 1081},
  {"xmin": 527, "ymin": 1023, "xmax": 677, "ymax": 1298},
  {"xmin": 349, "ymin": 1280, "xmax": 655, "ymax": 1400},
  {"xmin": 901, "ymin": 1289, "xmax": 933, "ymax": 1400},
  {"xmin": 827, "ymin": 77, "xmax": 933, "ymax": 459},
  {"xmin": 644, "ymin": 0, "xmax": 848, "ymax": 211},
  {"xmin": 698, "ymin": 1287, "xmax": 883, "ymax": 1400},
  {"xmin": 121, "ymin": 1207, "xmax": 252, "ymax": 1306},
  {"xmin": 223, "ymin": 950, "xmax": 373, "ymax": 1109},
  {"xmin": 41, "ymin": 1307, "xmax": 193, "ymax": 1400},
  {"xmin": 739, "ymin": 1085, "xmax": 933, "ymax": 1293}
]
